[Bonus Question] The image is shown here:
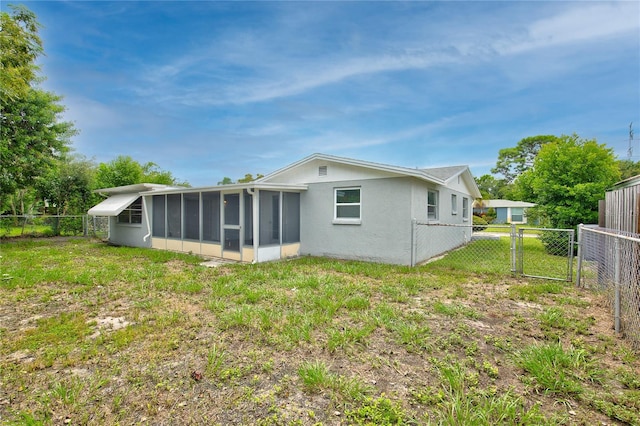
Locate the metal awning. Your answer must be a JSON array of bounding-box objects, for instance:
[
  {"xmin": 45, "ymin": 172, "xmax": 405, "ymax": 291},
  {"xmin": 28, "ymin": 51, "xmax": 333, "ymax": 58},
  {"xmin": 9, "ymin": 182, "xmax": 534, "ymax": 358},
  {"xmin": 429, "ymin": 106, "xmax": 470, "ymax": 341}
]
[{"xmin": 88, "ymin": 193, "xmax": 140, "ymax": 216}]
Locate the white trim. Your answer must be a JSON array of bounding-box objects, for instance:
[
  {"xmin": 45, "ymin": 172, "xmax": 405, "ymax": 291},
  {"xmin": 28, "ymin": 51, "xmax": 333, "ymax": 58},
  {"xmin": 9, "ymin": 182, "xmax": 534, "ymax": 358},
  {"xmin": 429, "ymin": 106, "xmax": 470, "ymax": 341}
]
[{"xmin": 334, "ymin": 187, "xmax": 361, "ymax": 222}]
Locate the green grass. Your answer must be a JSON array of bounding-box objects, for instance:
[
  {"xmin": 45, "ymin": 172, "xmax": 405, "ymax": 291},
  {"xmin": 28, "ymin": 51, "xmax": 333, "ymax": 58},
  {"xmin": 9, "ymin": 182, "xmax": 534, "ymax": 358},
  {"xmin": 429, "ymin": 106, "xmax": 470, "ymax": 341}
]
[{"xmin": 0, "ymin": 238, "xmax": 638, "ymax": 425}]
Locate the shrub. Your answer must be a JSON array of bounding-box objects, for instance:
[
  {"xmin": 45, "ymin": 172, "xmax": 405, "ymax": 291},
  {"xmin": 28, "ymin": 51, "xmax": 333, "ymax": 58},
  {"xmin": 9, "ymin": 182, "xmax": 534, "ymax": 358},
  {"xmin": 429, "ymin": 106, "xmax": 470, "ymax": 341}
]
[
  {"xmin": 472, "ymin": 215, "xmax": 488, "ymax": 232},
  {"xmin": 540, "ymin": 230, "xmax": 575, "ymax": 256}
]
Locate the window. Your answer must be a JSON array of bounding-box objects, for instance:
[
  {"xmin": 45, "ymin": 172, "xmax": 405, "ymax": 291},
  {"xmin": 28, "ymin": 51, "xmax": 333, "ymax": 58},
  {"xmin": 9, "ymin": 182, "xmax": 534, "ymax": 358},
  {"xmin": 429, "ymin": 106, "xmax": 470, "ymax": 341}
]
[
  {"xmin": 511, "ymin": 207, "xmax": 524, "ymax": 223},
  {"xmin": 427, "ymin": 190, "xmax": 438, "ymax": 220},
  {"xmin": 462, "ymin": 197, "xmax": 469, "ymax": 220},
  {"xmin": 451, "ymin": 194, "xmax": 458, "ymax": 215},
  {"xmin": 259, "ymin": 191, "xmax": 280, "ymax": 245},
  {"xmin": 118, "ymin": 197, "xmax": 142, "ymax": 224},
  {"xmin": 152, "ymin": 195, "xmax": 165, "ymax": 237},
  {"xmin": 335, "ymin": 188, "xmax": 361, "ymax": 221}
]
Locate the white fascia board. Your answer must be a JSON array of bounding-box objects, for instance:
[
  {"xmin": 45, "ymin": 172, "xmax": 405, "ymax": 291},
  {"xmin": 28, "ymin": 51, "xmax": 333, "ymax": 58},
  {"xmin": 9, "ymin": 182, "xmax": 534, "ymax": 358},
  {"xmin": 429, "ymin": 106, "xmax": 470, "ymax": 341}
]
[{"xmin": 146, "ymin": 182, "xmax": 308, "ymax": 196}]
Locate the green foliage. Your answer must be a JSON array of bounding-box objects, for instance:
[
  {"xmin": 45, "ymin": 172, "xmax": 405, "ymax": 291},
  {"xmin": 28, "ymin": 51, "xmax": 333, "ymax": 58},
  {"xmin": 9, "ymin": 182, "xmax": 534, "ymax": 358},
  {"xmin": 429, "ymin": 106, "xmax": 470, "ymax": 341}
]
[
  {"xmin": 1, "ymin": 89, "xmax": 76, "ymax": 199},
  {"xmin": 516, "ymin": 134, "xmax": 620, "ymax": 228},
  {"xmin": 492, "ymin": 135, "xmax": 559, "ymax": 183},
  {"xmin": 1, "ymin": 5, "xmax": 76, "ymax": 209},
  {"xmin": 0, "ymin": 5, "xmax": 43, "ymax": 101},
  {"xmin": 475, "ymin": 174, "xmax": 512, "ymax": 199},
  {"xmin": 472, "ymin": 215, "xmax": 488, "ymax": 231},
  {"xmin": 514, "ymin": 342, "xmax": 595, "ymax": 395},
  {"xmin": 617, "ymin": 159, "xmax": 640, "ymax": 181},
  {"xmin": 345, "ymin": 396, "xmax": 407, "ymax": 425},
  {"xmin": 94, "ymin": 155, "xmax": 185, "ymax": 189},
  {"xmin": 35, "ymin": 155, "xmax": 97, "ymax": 215}
]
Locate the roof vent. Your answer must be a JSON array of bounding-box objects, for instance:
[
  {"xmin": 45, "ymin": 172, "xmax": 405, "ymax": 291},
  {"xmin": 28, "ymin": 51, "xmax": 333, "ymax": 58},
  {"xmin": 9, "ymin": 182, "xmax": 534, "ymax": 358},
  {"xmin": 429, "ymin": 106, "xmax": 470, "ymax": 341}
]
[{"xmin": 318, "ymin": 165, "xmax": 328, "ymax": 176}]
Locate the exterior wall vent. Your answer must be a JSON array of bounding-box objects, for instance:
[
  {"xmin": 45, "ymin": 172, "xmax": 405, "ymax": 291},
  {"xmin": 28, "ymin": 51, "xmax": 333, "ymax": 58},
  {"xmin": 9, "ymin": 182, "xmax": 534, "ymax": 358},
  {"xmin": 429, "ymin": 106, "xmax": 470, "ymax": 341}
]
[{"xmin": 319, "ymin": 165, "xmax": 328, "ymax": 176}]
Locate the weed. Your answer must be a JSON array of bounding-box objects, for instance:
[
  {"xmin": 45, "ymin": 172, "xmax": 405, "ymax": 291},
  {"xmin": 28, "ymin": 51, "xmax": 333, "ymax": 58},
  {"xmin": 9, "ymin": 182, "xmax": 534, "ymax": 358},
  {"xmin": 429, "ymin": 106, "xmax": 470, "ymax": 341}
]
[{"xmin": 345, "ymin": 396, "xmax": 407, "ymax": 425}]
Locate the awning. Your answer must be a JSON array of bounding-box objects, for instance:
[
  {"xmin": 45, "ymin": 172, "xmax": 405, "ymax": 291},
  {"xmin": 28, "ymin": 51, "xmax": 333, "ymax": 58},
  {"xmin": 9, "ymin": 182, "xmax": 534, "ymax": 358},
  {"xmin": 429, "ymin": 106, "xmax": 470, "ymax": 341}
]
[{"xmin": 88, "ymin": 193, "xmax": 140, "ymax": 216}]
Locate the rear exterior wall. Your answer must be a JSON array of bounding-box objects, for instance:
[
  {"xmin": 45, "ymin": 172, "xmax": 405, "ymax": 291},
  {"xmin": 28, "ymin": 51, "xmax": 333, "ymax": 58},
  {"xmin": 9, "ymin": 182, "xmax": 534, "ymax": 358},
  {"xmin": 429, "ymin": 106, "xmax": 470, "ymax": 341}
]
[{"xmin": 300, "ymin": 177, "xmax": 413, "ymax": 265}]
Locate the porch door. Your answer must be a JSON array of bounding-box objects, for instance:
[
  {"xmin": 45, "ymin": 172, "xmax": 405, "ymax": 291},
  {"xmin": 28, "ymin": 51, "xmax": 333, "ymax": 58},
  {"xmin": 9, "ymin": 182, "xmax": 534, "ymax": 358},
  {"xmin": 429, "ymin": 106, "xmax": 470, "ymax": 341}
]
[{"xmin": 223, "ymin": 193, "xmax": 240, "ymax": 253}]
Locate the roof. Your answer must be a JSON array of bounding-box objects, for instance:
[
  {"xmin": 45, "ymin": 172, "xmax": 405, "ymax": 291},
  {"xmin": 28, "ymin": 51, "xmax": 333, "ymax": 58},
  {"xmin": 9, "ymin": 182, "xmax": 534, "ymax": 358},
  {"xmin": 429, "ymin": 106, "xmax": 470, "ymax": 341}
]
[
  {"xmin": 93, "ymin": 183, "xmax": 178, "ymax": 195},
  {"xmin": 259, "ymin": 153, "xmax": 482, "ymax": 198},
  {"xmin": 88, "ymin": 193, "xmax": 140, "ymax": 216},
  {"xmin": 610, "ymin": 174, "xmax": 640, "ymax": 190},
  {"xmin": 420, "ymin": 165, "xmax": 468, "ymax": 182},
  {"xmin": 474, "ymin": 199, "xmax": 536, "ymax": 208}
]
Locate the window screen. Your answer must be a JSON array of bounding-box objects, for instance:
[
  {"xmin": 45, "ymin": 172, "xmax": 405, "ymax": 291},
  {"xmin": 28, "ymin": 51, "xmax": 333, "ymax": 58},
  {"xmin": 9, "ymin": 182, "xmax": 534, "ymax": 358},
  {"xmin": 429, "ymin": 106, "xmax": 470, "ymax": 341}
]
[
  {"xmin": 202, "ymin": 191, "xmax": 220, "ymax": 242},
  {"xmin": 224, "ymin": 193, "xmax": 240, "ymax": 226},
  {"xmin": 184, "ymin": 193, "xmax": 200, "ymax": 240},
  {"xmin": 283, "ymin": 192, "xmax": 300, "ymax": 243},
  {"xmin": 259, "ymin": 190, "xmax": 280, "ymax": 246},
  {"xmin": 152, "ymin": 195, "xmax": 165, "ymax": 237},
  {"xmin": 167, "ymin": 194, "xmax": 181, "ymax": 239},
  {"xmin": 244, "ymin": 190, "xmax": 253, "ymax": 245}
]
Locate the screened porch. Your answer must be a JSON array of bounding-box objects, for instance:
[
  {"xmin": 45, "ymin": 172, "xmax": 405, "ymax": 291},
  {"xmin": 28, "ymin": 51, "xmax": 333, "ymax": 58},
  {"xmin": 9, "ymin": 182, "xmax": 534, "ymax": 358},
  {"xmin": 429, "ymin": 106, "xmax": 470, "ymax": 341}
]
[{"xmin": 147, "ymin": 185, "xmax": 304, "ymax": 262}]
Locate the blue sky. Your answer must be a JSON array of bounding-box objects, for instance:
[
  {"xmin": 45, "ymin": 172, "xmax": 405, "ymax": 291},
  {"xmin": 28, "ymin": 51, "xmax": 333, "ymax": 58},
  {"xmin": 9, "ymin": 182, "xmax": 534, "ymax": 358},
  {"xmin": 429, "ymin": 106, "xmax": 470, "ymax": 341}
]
[{"xmin": 19, "ymin": 1, "xmax": 640, "ymax": 187}]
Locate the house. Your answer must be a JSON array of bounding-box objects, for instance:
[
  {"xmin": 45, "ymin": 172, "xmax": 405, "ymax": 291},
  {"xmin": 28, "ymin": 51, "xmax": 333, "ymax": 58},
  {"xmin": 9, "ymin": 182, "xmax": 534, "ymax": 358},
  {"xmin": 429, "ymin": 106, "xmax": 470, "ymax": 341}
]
[
  {"xmin": 473, "ymin": 199, "xmax": 535, "ymax": 224},
  {"xmin": 602, "ymin": 174, "xmax": 640, "ymax": 233},
  {"xmin": 88, "ymin": 153, "xmax": 481, "ymax": 265}
]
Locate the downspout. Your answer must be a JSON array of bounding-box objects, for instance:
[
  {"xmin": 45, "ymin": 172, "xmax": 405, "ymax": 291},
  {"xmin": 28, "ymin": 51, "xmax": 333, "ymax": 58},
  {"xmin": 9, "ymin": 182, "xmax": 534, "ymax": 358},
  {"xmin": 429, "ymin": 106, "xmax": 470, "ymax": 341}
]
[
  {"xmin": 246, "ymin": 187, "xmax": 259, "ymax": 263},
  {"xmin": 142, "ymin": 195, "xmax": 152, "ymax": 243}
]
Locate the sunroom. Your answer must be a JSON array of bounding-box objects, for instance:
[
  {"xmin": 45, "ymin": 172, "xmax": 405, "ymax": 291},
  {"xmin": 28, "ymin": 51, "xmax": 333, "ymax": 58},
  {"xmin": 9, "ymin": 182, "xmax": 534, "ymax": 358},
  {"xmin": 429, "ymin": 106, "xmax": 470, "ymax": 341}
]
[{"xmin": 146, "ymin": 183, "xmax": 307, "ymax": 263}]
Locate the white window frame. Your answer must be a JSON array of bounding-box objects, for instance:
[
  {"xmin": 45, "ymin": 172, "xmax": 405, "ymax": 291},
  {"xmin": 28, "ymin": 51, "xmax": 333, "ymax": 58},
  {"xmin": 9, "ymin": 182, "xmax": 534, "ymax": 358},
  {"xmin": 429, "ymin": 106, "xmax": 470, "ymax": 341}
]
[
  {"xmin": 334, "ymin": 187, "xmax": 361, "ymax": 224},
  {"xmin": 462, "ymin": 197, "xmax": 469, "ymax": 221},
  {"xmin": 451, "ymin": 194, "xmax": 458, "ymax": 215},
  {"xmin": 428, "ymin": 190, "xmax": 439, "ymax": 221},
  {"xmin": 117, "ymin": 197, "xmax": 143, "ymax": 225}
]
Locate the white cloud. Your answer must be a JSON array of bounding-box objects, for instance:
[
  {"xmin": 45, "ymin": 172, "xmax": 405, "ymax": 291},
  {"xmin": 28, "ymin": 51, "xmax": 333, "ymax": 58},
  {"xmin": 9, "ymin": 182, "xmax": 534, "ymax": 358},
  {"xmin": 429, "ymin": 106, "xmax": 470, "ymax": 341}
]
[{"xmin": 499, "ymin": 2, "xmax": 639, "ymax": 55}]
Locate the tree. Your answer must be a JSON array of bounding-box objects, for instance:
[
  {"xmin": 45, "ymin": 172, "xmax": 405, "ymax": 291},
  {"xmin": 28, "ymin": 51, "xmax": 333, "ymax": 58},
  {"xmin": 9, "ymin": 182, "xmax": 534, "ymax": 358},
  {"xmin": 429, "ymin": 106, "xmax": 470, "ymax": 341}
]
[
  {"xmin": 237, "ymin": 173, "xmax": 264, "ymax": 183},
  {"xmin": 35, "ymin": 154, "xmax": 97, "ymax": 215},
  {"xmin": 0, "ymin": 5, "xmax": 75, "ymax": 208},
  {"xmin": 517, "ymin": 134, "xmax": 620, "ymax": 228},
  {"xmin": 0, "ymin": 88, "xmax": 76, "ymax": 202},
  {"xmin": 95, "ymin": 155, "xmax": 185, "ymax": 189},
  {"xmin": 0, "ymin": 5, "xmax": 43, "ymax": 101},
  {"xmin": 475, "ymin": 174, "xmax": 509, "ymax": 199},
  {"xmin": 617, "ymin": 159, "xmax": 640, "ymax": 181},
  {"xmin": 95, "ymin": 156, "xmax": 143, "ymax": 189},
  {"xmin": 217, "ymin": 177, "xmax": 234, "ymax": 185},
  {"xmin": 492, "ymin": 135, "xmax": 559, "ymax": 183}
]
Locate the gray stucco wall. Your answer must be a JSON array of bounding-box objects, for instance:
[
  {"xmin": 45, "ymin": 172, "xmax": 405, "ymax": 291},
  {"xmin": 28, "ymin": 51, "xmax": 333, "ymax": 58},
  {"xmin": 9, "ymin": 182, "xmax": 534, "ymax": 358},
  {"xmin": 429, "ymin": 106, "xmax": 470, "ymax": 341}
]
[
  {"xmin": 300, "ymin": 177, "xmax": 415, "ymax": 265},
  {"xmin": 108, "ymin": 207, "xmax": 151, "ymax": 248}
]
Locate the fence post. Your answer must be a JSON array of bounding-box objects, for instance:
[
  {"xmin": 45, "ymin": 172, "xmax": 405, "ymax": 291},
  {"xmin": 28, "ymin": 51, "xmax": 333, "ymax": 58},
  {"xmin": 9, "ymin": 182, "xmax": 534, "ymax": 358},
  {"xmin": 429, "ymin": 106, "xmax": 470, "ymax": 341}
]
[
  {"xmin": 576, "ymin": 224, "xmax": 583, "ymax": 287},
  {"xmin": 510, "ymin": 223, "xmax": 517, "ymax": 274},
  {"xmin": 614, "ymin": 236, "xmax": 621, "ymax": 334}
]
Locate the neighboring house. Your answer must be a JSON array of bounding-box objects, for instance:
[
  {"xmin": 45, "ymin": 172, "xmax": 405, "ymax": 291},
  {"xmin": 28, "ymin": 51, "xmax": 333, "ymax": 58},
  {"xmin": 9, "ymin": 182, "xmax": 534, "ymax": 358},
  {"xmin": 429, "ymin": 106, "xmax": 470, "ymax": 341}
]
[
  {"xmin": 602, "ymin": 175, "xmax": 640, "ymax": 233},
  {"xmin": 88, "ymin": 153, "xmax": 481, "ymax": 266},
  {"xmin": 473, "ymin": 199, "xmax": 535, "ymax": 224}
]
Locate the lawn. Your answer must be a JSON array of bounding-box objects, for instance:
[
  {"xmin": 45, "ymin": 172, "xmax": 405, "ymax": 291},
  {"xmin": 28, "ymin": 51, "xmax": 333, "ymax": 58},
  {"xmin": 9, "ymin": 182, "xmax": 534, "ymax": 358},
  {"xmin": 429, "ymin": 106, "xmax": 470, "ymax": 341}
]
[{"xmin": 0, "ymin": 238, "xmax": 638, "ymax": 425}]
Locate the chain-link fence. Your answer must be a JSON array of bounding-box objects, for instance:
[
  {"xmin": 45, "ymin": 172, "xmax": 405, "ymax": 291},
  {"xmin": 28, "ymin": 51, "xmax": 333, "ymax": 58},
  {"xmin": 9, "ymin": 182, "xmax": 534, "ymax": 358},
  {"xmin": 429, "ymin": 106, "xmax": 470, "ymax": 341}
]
[
  {"xmin": 412, "ymin": 222, "xmax": 513, "ymax": 271},
  {"xmin": 0, "ymin": 215, "xmax": 109, "ymax": 239},
  {"xmin": 577, "ymin": 226, "xmax": 640, "ymax": 349},
  {"xmin": 412, "ymin": 222, "xmax": 575, "ymax": 281}
]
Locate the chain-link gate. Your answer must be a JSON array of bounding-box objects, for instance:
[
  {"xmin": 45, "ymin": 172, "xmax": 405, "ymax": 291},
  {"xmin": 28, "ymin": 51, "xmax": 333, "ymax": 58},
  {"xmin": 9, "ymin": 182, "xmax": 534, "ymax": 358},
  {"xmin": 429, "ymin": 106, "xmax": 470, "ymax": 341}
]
[{"xmin": 516, "ymin": 227, "xmax": 575, "ymax": 281}]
